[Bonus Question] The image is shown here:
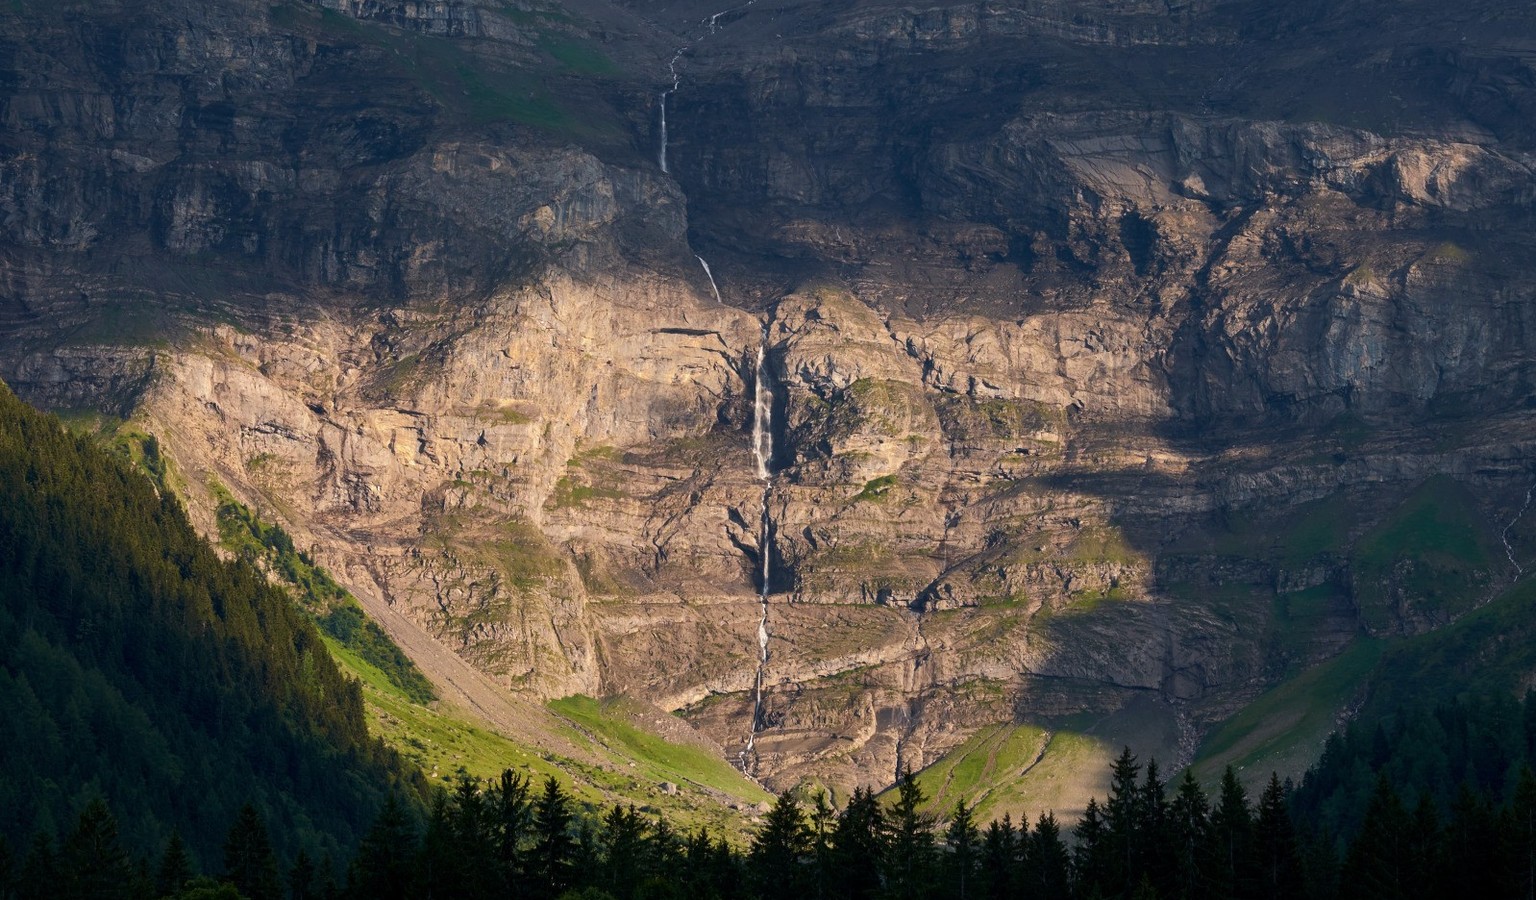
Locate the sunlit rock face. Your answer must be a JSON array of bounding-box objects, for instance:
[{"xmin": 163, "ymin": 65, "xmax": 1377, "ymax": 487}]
[{"xmin": 4, "ymin": 0, "xmax": 1536, "ymax": 811}]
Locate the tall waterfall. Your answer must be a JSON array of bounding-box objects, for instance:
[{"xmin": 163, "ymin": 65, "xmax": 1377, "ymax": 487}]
[
  {"xmin": 741, "ymin": 329, "xmax": 774, "ymax": 772},
  {"xmin": 652, "ymin": 0, "xmax": 771, "ymax": 774}
]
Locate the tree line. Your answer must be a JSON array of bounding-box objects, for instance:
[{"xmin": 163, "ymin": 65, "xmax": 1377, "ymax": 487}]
[{"xmin": 12, "ymin": 737, "xmax": 1536, "ymax": 900}]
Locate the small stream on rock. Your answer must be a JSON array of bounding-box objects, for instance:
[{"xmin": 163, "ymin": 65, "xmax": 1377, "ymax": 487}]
[{"xmin": 1503, "ymin": 481, "xmax": 1535, "ymax": 578}]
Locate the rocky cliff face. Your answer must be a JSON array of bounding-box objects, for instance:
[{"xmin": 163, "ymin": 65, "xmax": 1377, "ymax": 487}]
[{"xmin": 4, "ymin": 0, "xmax": 1536, "ymax": 808}]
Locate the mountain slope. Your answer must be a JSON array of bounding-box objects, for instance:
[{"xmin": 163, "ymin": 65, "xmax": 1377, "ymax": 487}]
[
  {"xmin": 2, "ymin": 0, "xmax": 1536, "ymax": 812},
  {"xmin": 0, "ymin": 381, "xmax": 423, "ymax": 865}
]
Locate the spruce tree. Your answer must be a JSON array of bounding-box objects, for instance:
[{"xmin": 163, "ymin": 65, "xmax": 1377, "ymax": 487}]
[
  {"xmin": 288, "ymin": 851, "xmax": 317, "ymax": 900},
  {"xmin": 1028, "ymin": 813, "xmax": 1071, "ymax": 900},
  {"xmin": 1253, "ymin": 773, "xmax": 1303, "ymax": 900},
  {"xmin": 1505, "ymin": 766, "xmax": 1536, "ymax": 900},
  {"xmin": 58, "ymin": 799, "xmax": 135, "ymax": 900},
  {"xmin": 0, "ymin": 835, "xmax": 13, "ymax": 900},
  {"xmin": 830, "ymin": 788, "xmax": 885, "ymax": 900},
  {"xmin": 347, "ymin": 792, "xmax": 416, "ymax": 900},
  {"xmin": 809, "ymin": 792, "xmax": 835, "ymax": 900},
  {"xmin": 491, "ymin": 768, "xmax": 532, "ymax": 892},
  {"xmin": 1103, "ymin": 747, "xmax": 1141, "ymax": 896},
  {"xmin": 222, "ymin": 805, "xmax": 281, "ymax": 900},
  {"xmin": 450, "ymin": 770, "xmax": 497, "ymax": 900},
  {"xmin": 1169, "ymin": 769, "xmax": 1209, "ymax": 900},
  {"xmin": 1073, "ymin": 798, "xmax": 1108, "ymax": 898},
  {"xmin": 156, "ymin": 831, "xmax": 194, "ymax": 898},
  {"xmin": 885, "ymin": 771, "xmax": 936, "ymax": 900},
  {"xmin": 531, "ymin": 776, "xmax": 574, "ymax": 898},
  {"xmin": 16, "ymin": 833, "xmax": 57, "ymax": 900},
  {"xmin": 750, "ymin": 791, "xmax": 808, "ymax": 900},
  {"xmin": 942, "ymin": 801, "xmax": 980, "ymax": 900},
  {"xmin": 600, "ymin": 805, "xmax": 645, "ymax": 900},
  {"xmin": 1340, "ymin": 776, "xmax": 1410, "ymax": 900},
  {"xmin": 1207, "ymin": 767, "xmax": 1254, "ymax": 900},
  {"xmin": 979, "ymin": 817, "xmax": 1017, "ymax": 900},
  {"xmin": 1446, "ymin": 783, "xmax": 1500, "ymax": 900}
]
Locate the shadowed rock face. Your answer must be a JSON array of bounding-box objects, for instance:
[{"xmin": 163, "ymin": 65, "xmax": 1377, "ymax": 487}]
[{"xmin": 4, "ymin": 0, "xmax": 1536, "ymax": 808}]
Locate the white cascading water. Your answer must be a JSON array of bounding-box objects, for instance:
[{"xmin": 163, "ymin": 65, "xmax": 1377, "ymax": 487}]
[
  {"xmin": 696, "ymin": 256, "xmax": 723, "ymax": 303},
  {"xmin": 1504, "ymin": 481, "xmax": 1535, "ymax": 577},
  {"xmin": 654, "ymin": 0, "xmax": 770, "ymax": 773},
  {"xmin": 658, "ymin": 50, "xmax": 683, "ymax": 173},
  {"xmin": 741, "ymin": 331, "xmax": 774, "ymax": 772},
  {"xmin": 656, "ymin": 0, "xmax": 756, "ymax": 173}
]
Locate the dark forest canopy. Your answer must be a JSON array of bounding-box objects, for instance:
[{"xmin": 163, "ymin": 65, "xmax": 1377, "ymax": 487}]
[{"xmin": 0, "ymin": 381, "xmax": 424, "ymax": 869}]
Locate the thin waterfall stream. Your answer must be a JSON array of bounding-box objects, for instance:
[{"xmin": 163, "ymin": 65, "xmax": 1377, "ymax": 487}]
[
  {"xmin": 652, "ymin": 0, "xmax": 771, "ymax": 774},
  {"xmin": 1504, "ymin": 481, "xmax": 1535, "ymax": 577},
  {"xmin": 696, "ymin": 255, "xmax": 722, "ymax": 303},
  {"xmin": 741, "ymin": 331, "xmax": 774, "ymax": 774}
]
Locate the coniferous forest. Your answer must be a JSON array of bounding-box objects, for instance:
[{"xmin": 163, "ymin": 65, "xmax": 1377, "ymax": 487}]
[{"xmin": 7, "ymin": 377, "xmax": 1536, "ymax": 900}]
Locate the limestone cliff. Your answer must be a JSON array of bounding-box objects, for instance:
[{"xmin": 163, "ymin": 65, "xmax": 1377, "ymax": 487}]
[{"xmin": 4, "ymin": 0, "xmax": 1536, "ymax": 810}]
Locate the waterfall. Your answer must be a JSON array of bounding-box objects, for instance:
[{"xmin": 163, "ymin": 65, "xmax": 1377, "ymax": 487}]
[
  {"xmin": 658, "ymin": 92, "xmax": 668, "ymax": 172},
  {"xmin": 659, "ymin": 50, "xmax": 683, "ymax": 173},
  {"xmin": 656, "ymin": 1, "xmax": 757, "ymax": 172},
  {"xmin": 1504, "ymin": 481, "xmax": 1535, "ymax": 577},
  {"xmin": 741, "ymin": 327, "xmax": 774, "ymax": 772},
  {"xmin": 651, "ymin": 0, "xmax": 772, "ymax": 775},
  {"xmin": 696, "ymin": 255, "xmax": 723, "ymax": 303},
  {"xmin": 751, "ymin": 340, "xmax": 772, "ymax": 479}
]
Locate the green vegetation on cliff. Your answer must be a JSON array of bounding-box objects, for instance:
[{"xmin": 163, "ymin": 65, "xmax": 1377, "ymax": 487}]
[
  {"xmin": 0, "ymin": 382, "xmax": 423, "ymax": 866},
  {"xmin": 212, "ymin": 487, "xmax": 437, "ymax": 705}
]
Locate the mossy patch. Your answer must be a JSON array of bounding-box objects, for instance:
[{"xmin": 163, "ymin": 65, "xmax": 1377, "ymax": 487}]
[
  {"xmin": 1193, "ymin": 638, "xmax": 1383, "ymax": 786},
  {"xmin": 1351, "ymin": 476, "xmax": 1494, "ymax": 630},
  {"xmin": 853, "ymin": 473, "xmax": 898, "ymax": 502}
]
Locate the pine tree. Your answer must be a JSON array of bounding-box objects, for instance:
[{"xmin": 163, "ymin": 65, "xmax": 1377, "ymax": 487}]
[
  {"xmin": 830, "ymin": 787, "xmax": 885, "ymax": 900},
  {"xmin": 943, "ymin": 801, "xmax": 980, "ymax": 900},
  {"xmin": 223, "ymin": 805, "xmax": 281, "ymax": 900},
  {"xmin": 347, "ymin": 793, "xmax": 416, "ymax": 900},
  {"xmin": 885, "ymin": 771, "xmax": 936, "ymax": 900},
  {"xmin": 531, "ymin": 776, "xmax": 574, "ymax": 898},
  {"xmin": 156, "ymin": 831, "xmax": 194, "ymax": 897},
  {"xmin": 750, "ymin": 791, "xmax": 808, "ymax": 900},
  {"xmin": 58, "ymin": 799, "xmax": 135, "ymax": 900},
  {"xmin": 1253, "ymin": 773, "xmax": 1303, "ymax": 900},
  {"xmin": 1028, "ymin": 813, "xmax": 1071, "ymax": 900}
]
